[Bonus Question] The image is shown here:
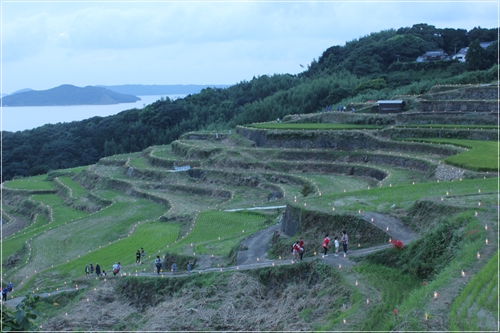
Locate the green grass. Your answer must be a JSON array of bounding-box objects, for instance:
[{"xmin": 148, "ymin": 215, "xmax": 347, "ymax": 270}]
[
  {"xmin": 383, "ymin": 213, "xmax": 489, "ymax": 331},
  {"xmin": 2, "ymin": 194, "xmax": 91, "ymax": 259},
  {"xmin": 49, "ymin": 221, "xmax": 180, "ymax": 279},
  {"xmin": 311, "ymin": 177, "xmax": 497, "ymax": 213},
  {"xmin": 397, "ymin": 124, "xmax": 498, "ymax": 130},
  {"xmin": 129, "ymin": 157, "xmax": 150, "ymax": 169},
  {"xmin": 353, "ymin": 264, "xmax": 420, "ymax": 331},
  {"xmin": 167, "ymin": 211, "xmax": 269, "ymax": 256},
  {"xmin": 58, "ymin": 176, "xmax": 88, "ymax": 197},
  {"xmin": 246, "ymin": 123, "xmax": 383, "ymax": 130},
  {"xmin": 449, "ymin": 250, "xmax": 499, "ymax": 331},
  {"xmin": 4, "ymin": 175, "xmax": 55, "ymax": 190},
  {"xmin": 404, "ymin": 138, "xmax": 499, "ymax": 171}
]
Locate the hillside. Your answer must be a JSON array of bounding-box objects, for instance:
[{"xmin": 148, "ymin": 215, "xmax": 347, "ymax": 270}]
[
  {"xmin": 1, "ymin": 109, "xmax": 497, "ymax": 331},
  {"xmin": 1, "ymin": 24, "xmax": 498, "ymax": 182},
  {"xmin": 0, "ymin": 84, "xmax": 140, "ymax": 107}
]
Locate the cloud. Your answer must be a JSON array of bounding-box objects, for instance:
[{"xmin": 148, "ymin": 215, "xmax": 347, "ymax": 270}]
[{"xmin": 2, "ymin": 1, "xmax": 498, "ymax": 92}]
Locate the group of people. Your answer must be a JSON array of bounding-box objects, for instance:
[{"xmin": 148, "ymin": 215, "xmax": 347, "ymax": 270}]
[
  {"xmin": 292, "ymin": 231, "xmax": 349, "ymax": 260},
  {"xmin": 292, "ymin": 238, "xmax": 305, "ymax": 260},
  {"xmin": 1, "ymin": 282, "xmax": 13, "ymax": 302},
  {"xmin": 85, "ymin": 262, "xmax": 106, "ymax": 278},
  {"xmin": 322, "ymin": 231, "xmax": 348, "ymax": 257},
  {"xmin": 154, "ymin": 256, "xmax": 193, "ymax": 275},
  {"xmin": 135, "ymin": 248, "xmax": 146, "ymax": 265}
]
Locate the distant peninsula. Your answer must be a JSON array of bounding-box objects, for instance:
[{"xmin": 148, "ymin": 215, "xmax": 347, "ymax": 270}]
[
  {"xmin": 1, "ymin": 85, "xmax": 140, "ymax": 106},
  {"xmin": 98, "ymin": 84, "xmax": 231, "ymax": 96}
]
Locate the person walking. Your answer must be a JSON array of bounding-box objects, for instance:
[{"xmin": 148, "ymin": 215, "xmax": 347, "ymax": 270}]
[
  {"xmin": 334, "ymin": 237, "xmax": 340, "ymax": 256},
  {"xmin": 2, "ymin": 287, "xmax": 8, "ymax": 302},
  {"xmin": 154, "ymin": 256, "xmax": 162, "ymax": 274},
  {"xmin": 292, "ymin": 241, "xmax": 300, "ymax": 261},
  {"xmin": 85, "ymin": 264, "xmax": 90, "ymax": 278},
  {"xmin": 322, "ymin": 234, "xmax": 330, "ymax": 256},
  {"xmin": 187, "ymin": 262, "xmax": 192, "ymax": 274},
  {"xmin": 113, "ymin": 262, "xmax": 121, "ymax": 276},
  {"xmin": 136, "ymin": 250, "xmax": 141, "ymax": 265},
  {"xmin": 341, "ymin": 230, "xmax": 349, "ymax": 256},
  {"xmin": 90, "ymin": 263, "xmax": 94, "ymax": 275},
  {"xmin": 7, "ymin": 282, "xmax": 13, "ymax": 292},
  {"xmin": 298, "ymin": 238, "xmax": 305, "ymax": 260},
  {"xmin": 141, "ymin": 248, "xmax": 146, "ymax": 264},
  {"xmin": 171, "ymin": 262, "xmax": 177, "ymax": 274},
  {"xmin": 95, "ymin": 263, "xmax": 101, "ymax": 277}
]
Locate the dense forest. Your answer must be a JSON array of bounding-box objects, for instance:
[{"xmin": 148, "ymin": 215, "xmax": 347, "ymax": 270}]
[{"xmin": 2, "ymin": 24, "xmax": 498, "ymax": 181}]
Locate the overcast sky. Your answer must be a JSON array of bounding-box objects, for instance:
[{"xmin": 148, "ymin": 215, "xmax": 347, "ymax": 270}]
[{"xmin": 1, "ymin": 0, "xmax": 498, "ymax": 94}]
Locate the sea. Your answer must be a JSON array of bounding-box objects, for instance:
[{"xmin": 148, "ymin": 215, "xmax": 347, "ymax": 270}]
[{"xmin": 1, "ymin": 94, "xmax": 186, "ymax": 132}]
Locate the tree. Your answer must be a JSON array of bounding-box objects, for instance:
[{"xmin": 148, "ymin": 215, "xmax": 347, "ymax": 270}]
[
  {"xmin": 466, "ymin": 39, "xmax": 488, "ymax": 71},
  {"xmin": 301, "ymin": 183, "xmax": 314, "ymax": 197}
]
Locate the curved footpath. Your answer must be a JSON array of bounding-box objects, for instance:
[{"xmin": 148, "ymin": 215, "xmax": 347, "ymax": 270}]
[{"xmin": 2, "ymin": 211, "xmax": 418, "ymax": 309}]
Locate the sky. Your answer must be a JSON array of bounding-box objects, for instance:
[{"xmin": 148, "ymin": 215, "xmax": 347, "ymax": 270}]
[{"xmin": 1, "ymin": 0, "xmax": 498, "ymax": 94}]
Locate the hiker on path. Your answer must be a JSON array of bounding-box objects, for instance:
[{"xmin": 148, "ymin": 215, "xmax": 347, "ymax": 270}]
[
  {"xmin": 187, "ymin": 262, "xmax": 192, "ymax": 274},
  {"xmin": 95, "ymin": 263, "xmax": 101, "ymax": 277},
  {"xmin": 90, "ymin": 263, "xmax": 94, "ymax": 275},
  {"xmin": 322, "ymin": 234, "xmax": 330, "ymax": 256},
  {"xmin": 154, "ymin": 256, "xmax": 162, "ymax": 274},
  {"xmin": 136, "ymin": 250, "xmax": 141, "ymax": 265},
  {"xmin": 299, "ymin": 238, "xmax": 305, "ymax": 260},
  {"xmin": 334, "ymin": 237, "xmax": 340, "ymax": 256},
  {"xmin": 141, "ymin": 248, "xmax": 146, "ymax": 263},
  {"xmin": 292, "ymin": 241, "xmax": 301, "ymax": 261},
  {"xmin": 2, "ymin": 287, "xmax": 8, "ymax": 302},
  {"xmin": 101, "ymin": 270, "xmax": 107, "ymax": 277},
  {"xmin": 85, "ymin": 264, "xmax": 90, "ymax": 277},
  {"xmin": 113, "ymin": 262, "xmax": 121, "ymax": 276},
  {"xmin": 171, "ymin": 262, "xmax": 177, "ymax": 274},
  {"xmin": 341, "ymin": 230, "xmax": 349, "ymax": 256},
  {"xmin": 7, "ymin": 282, "xmax": 13, "ymax": 292}
]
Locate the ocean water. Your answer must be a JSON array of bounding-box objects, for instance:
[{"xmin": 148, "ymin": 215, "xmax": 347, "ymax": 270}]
[{"xmin": 1, "ymin": 94, "xmax": 185, "ymax": 132}]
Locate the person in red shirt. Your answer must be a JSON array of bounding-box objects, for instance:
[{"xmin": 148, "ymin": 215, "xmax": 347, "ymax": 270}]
[
  {"xmin": 322, "ymin": 234, "xmax": 330, "ymax": 256},
  {"xmin": 298, "ymin": 238, "xmax": 305, "ymax": 260}
]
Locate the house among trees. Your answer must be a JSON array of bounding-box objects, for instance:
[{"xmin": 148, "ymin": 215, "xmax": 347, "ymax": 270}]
[
  {"xmin": 416, "ymin": 51, "xmax": 450, "ymax": 62},
  {"xmin": 452, "ymin": 47, "xmax": 468, "ymax": 62},
  {"xmin": 419, "ymin": 41, "xmax": 496, "ymax": 63},
  {"xmin": 376, "ymin": 100, "xmax": 405, "ymax": 113}
]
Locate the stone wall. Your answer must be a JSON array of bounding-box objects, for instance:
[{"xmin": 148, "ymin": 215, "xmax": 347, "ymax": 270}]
[
  {"xmin": 416, "ymin": 101, "xmax": 498, "ymax": 113},
  {"xmin": 237, "ymin": 127, "xmax": 459, "ymax": 156}
]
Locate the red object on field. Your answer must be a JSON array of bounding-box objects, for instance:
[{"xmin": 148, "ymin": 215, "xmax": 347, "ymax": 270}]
[
  {"xmin": 390, "ymin": 239, "xmax": 405, "ymax": 249},
  {"xmin": 393, "ymin": 309, "xmax": 398, "ymax": 316}
]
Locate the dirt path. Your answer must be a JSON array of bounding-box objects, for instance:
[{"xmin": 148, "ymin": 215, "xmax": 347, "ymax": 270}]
[{"xmin": 237, "ymin": 223, "xmax": 281, "ymax": 265}]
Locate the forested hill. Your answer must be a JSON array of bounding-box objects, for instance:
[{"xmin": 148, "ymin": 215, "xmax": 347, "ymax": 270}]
[
  {"xmin": 1, "ymin": 85, "xmax": 140, "ymax": 106},
  {"xmin": 2, "ymin": 24, "xmax": 498, "ymax": 181}
]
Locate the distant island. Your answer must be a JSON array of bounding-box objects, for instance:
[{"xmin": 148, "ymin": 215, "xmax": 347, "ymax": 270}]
[
  {"xmin": 1, "ymin": 85, "xmax": 140, "ymax": 106},
  {"xmin": 98, "ymin": 84, "xmax": 231, "ymax": 96}
]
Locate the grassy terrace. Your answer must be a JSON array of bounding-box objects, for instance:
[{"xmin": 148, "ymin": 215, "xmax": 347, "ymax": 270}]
[
  {"xmin": 246, "ymin": 123, "xmax": 384, "ymax": 130},
  {"xmin": 307, "ymin": 177, "xmax": 497, "ymax": 213},
  {"xmin": 397, "ymin": 124, "xmax": 498, "ymax": 130},
  {"xmin": 3, "ymin": 174, "xmax": 55, "ymax": 190},
  {"xmin": 2, "ymin": 115, "xmax": 498, "ymax": 331},
  {"xmin": 404, "ymin": 138, "xmax": 499, "ymax": 171},
  {"xmin": 167, "ymin": 211, "xmax": 269, "ymax": 256}
]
